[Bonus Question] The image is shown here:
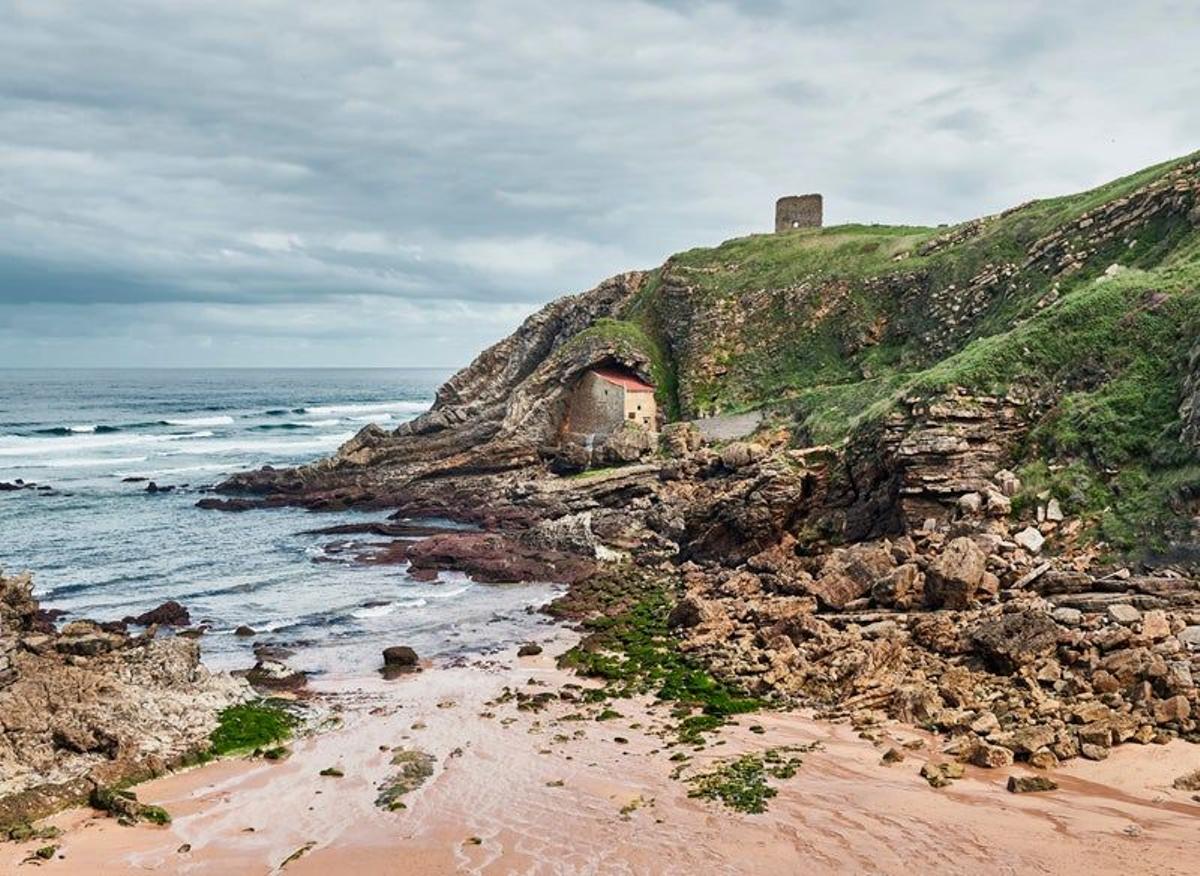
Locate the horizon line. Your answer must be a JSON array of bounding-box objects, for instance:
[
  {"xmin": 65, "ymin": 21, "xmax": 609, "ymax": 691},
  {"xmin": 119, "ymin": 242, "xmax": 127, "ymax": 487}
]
[{"xmin": 0, "ymin": 365, "xmax": 462, "ymax": 371}]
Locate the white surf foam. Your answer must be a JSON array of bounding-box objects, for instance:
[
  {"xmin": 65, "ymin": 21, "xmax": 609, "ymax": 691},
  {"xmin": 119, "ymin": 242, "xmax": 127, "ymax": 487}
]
[
  {"xmin": 303, "ymin": 400, "xmax": 430, "ymax": 417},
  {"xmin": 164, "ymin": 415, "xmax": 235, "ymax": 427}
]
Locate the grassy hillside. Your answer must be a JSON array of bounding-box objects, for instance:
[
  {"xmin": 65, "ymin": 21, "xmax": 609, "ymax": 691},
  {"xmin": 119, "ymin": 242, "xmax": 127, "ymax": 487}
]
[{"xmin": 617, "ymin": 150, "xmax": 1200, "ymax": 554}]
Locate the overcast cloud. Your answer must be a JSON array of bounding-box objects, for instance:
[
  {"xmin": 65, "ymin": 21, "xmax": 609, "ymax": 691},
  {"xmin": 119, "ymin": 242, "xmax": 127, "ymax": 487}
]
[{"xmin": 1, "ymin": 0, "xmax": 1197, "ymax": 367}]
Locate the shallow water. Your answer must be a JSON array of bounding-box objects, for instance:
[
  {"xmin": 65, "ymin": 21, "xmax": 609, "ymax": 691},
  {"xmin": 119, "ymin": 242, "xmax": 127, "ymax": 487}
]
[{"xmin": 0, "ymin": 369, "xmax": 559, "ymax": 675}]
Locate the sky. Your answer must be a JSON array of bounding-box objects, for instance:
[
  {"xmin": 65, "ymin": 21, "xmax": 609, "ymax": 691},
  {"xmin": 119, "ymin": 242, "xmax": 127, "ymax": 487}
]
[{"xmin": 1, "ymin": 0, "xmax": 1198, "ymax": 368}]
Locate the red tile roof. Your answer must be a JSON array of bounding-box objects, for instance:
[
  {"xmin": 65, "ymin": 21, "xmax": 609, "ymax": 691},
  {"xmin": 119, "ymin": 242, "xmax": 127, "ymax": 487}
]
[{"xmin": 592, "ymin": 367, "xmax": 655, "ymax": 393}]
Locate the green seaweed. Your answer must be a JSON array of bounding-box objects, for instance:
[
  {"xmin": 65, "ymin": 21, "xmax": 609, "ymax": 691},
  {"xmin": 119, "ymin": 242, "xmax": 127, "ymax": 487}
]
[
  {"xmin": 208, "ymin": 701, "xmax": 297, "ymax": 757},
  {"xmin": 556, "ymin": 568, "xmax": 763, "ymax": 742},
  {"xmin": 682, "ymin": 745, "xmax": 818, "ymax": 814}
]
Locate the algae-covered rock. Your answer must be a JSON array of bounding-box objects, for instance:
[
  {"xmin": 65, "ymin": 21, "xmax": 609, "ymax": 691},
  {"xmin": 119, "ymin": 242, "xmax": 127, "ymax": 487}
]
[{"xmin": 375, "ymin": 749, "xmax": 435, "ymax": 811}]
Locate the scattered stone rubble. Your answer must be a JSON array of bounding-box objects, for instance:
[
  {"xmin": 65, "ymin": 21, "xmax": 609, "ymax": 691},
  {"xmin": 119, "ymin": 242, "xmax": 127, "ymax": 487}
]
[{"xmin": 670, "ymin": 460, "xmax": 1200, "ymax": 770}]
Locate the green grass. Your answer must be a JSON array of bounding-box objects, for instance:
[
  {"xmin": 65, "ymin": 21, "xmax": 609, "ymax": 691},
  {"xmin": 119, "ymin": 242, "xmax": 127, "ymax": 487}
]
[
  {"xmin": 900, "ymin": 260, "xmax": 1200, "ymax": 552},
  {"xmin": 669, "ymin": 225, "xmax": 938, "ymax": 298},
  {"xmin": 207, "ymin": 701, "xmax": 297, "ymax": 757},
  {"xmin": 566, "ymin": 465, "xmax": 627, "ymax": 480},
  {"xmin": 616, "ymin": 149, "xmax": 1198, "ymax": 425}
]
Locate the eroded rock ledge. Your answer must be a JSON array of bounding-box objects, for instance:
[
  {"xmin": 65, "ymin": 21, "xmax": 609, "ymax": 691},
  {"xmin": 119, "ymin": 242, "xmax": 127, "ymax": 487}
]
[{"xmin": 217, "ymin": 271, "xmax": 653, "ymax": 503}]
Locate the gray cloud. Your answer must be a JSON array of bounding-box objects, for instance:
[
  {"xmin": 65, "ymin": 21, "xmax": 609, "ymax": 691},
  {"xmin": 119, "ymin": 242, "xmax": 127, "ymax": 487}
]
[{"xmin": 1, "ymin": 0, "xmax": 1197, "ymax": 366}]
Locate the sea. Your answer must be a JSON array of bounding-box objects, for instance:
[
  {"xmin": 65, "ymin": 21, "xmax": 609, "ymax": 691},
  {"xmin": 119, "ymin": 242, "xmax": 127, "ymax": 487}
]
[{"xmin": 0, "ymin": 369, "xmax": 559, "ymax": 676}]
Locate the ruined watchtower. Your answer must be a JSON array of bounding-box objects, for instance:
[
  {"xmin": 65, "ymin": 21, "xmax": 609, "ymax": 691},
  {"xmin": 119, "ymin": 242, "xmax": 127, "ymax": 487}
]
[{"xmin": 775, "ymin": 194, "xmax": 823, "ymax": 233}]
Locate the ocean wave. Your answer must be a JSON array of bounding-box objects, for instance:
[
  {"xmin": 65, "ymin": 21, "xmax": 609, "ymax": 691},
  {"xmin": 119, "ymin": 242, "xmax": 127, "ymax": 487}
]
[
  {"xmin": 351, "ymin": 599, "xmax": 427, "ymax": 619},
  {"xmin": 157, "ymin": 432, "xmax": 354, "ymax": 457},
  {"xmin": 0, "ymin": 430, "xmax": 185, "ymax": 456},
  {"xmin": 3, "ymin": 454, "xmax": 151, "ymax": 470},
  {"xmin": 32, "ymin": 424, "xmax": 122, "ymax": 436},
  {"xmin": 250, "ymin": 422, "xmax": 314, "ymax": 431},
  {"xmin": 163, "ymin": 415, "xmax": 235, "ymax": 427},
  {"xmin": 302, "ymin": 400, "xmax": 430, "ymax": 417}
]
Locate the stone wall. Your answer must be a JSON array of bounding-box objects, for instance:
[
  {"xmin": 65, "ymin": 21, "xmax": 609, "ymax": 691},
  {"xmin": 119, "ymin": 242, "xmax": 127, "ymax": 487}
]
[
  {"xmin": 565, "ymin": 371, "xmax": 626, "ymax": 435},
  {"xmin": 775, "ymin": 194, "xmax": 823, "ymax": 232},
  {"xmin": 622, "ymin": 389, "xmax": 656, "ymax": 431}
]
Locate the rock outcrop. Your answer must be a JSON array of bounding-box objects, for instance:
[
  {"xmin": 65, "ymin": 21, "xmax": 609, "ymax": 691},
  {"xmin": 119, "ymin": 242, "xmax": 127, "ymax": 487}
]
[
  {"xmin": 202, "ymin": 151, "xmax": 1200, "ymax": 772},
  {"xmin": 0, "ymin": 570, "xmax": 248, "ymax": 828},
  {"xmin": 219, "ymin": 272, "xmax": 653, "ymax": 500}
]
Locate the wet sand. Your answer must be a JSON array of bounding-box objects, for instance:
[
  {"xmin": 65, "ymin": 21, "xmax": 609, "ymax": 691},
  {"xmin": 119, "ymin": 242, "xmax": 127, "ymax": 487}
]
[{"xmin": 5, "ymin": 634, "xmax": 1200, "ymax": 875}]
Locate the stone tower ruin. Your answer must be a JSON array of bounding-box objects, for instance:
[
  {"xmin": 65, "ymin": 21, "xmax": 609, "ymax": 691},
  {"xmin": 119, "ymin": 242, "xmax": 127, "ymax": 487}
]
[{"xmin": 775, "ymin": 194, "xmax": 823, "ymax": 233}]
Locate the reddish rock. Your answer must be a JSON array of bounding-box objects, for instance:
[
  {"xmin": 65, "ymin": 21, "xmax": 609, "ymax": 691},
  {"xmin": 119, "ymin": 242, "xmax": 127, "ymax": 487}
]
[
  {"xmin": 1153, "ymin": 695, "xmax": 1191, "ymax": 725},
  {"xmin": 925, "ymin": 537, "xmax": 986, "ymax": 609},
  {"xmin": 402, "ymin": 533, "xmax": 595, "ymax": 585}
]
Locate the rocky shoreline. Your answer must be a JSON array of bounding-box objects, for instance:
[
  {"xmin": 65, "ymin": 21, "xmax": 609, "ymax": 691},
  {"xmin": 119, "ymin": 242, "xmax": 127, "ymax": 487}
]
[
  {"xmin": 3, "ymin": 153, "xmax": 1200, "ymax": 865},
  {"xmin": 192, "ymin": 399, "xmax": 1200, "ymax": 777},
  {"xmin": 179, "ymin": 156, "xmax": 1200, "ymax": 783},
  {"xmin": 0, "ymin": 571, "xmax": 248, "ymax": 830}
]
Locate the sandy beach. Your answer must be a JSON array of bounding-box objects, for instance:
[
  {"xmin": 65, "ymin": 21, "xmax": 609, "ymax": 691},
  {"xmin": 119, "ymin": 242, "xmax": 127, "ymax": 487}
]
[{"xmin": 4, "ymin": 630, "xmax": 1199, "ymax": 876}]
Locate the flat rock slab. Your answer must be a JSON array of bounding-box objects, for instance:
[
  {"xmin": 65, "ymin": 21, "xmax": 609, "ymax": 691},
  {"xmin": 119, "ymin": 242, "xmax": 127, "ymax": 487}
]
[{"xmin": 691, "ymin": 411, "xmax": 764, "ymax": 442}]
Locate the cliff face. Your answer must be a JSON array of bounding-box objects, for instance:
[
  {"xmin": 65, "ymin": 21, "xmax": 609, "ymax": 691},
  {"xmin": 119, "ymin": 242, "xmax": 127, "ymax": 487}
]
[
  {"xmin": 200, "ymin": 151, "xmax": 1200, "ymax": 770},
  {"xmin": 651, "ymin": 154, "xmax": 1200, "ymax": 424},
  {"xmin": 220, "ymin": 271, "xmax": 655, "ymax": 498},
  {"xmin": 220, "ymin": 150, "xmax": 1200, "ymax": 554},
  {"xmin": 0, "ymin": 570, "xmax": 248, "ymax": 828}
]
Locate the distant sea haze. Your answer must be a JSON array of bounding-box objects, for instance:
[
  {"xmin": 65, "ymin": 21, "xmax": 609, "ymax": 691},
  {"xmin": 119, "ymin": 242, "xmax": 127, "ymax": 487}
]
[{"xmin": 0, "ymin": 368, "xmax": 555, "ymax": 676}]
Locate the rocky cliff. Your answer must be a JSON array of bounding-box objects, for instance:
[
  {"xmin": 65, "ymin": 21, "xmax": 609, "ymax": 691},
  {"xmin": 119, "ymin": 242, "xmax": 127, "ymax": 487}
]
[
  {"xmin": 220, "ymin": 151, "xmax": 1200, "ymax": 551},
  {"xmin": 219, "ymin": 272, "xmax": 659, "ymax": 503},
  {"xmin": 207, "ymin": 152, "xmax": 1200, "ymax": 770}
]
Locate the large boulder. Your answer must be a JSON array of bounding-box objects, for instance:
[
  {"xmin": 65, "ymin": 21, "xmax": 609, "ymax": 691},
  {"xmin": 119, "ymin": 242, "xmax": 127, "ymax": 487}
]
[
  {"xmin": 809, "ymin": 542, "xmax": 895, "ymax": 610},
  {"xmin": 124, "ymin": 600, "xmax": 191, "ymax": 627},
  {"xmin": 719, "ymin": 441, "xmax": 768, "ymax": 470},
  {"xmin": 599, "ymin": 422, "xmax": 656, "ymax": 465},
  {"xmin": 970, "ymin": 612, "xmax": 1060, "ymax": 674},
  {"xmin": 925, "ymin": 537, "xmax": 987, "ymax": 609},
  {"xmin": 403, "ymin": 532, "xmax": 596, "ymax": 584},
  {"xmin": 872, "ymin": 563, "xmax": 924, "ymax": 609},
  {"xmin": 382, "ymin": 646, "xmax": 420, "ymax": 670},
  {"xmin": 661, "ymin": 422, "xmax": 702, "ymax": 457}
]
